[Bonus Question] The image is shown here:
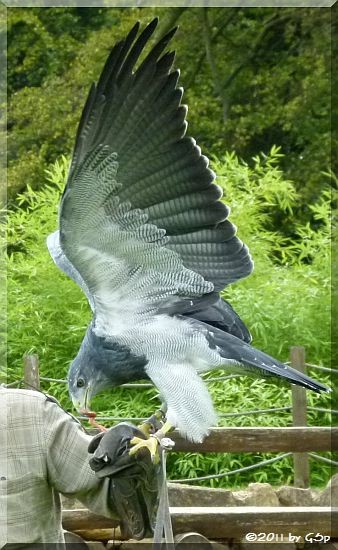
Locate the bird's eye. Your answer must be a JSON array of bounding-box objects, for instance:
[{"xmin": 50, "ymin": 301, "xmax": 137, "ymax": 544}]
[{"xmin": 77, "ymin": 377, "xmax": 85, "ymax": 388}]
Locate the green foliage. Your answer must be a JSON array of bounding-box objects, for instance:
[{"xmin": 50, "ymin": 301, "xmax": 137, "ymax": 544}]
[
  {"xmin": 6, "ymin": 155, "xmax": 89, "ymax": 384},
  {"xmin": 7, "ymin": 7, "xmax": 122, "ymax": 94},
  {"xmin": 6, "ymin": 7, "xmax": 161, "ymax": 200},
  {"xmin": 6, "ymin": 151, "xmax": 331, "ymax": 488},
  {"xmin": 7, "ymin": 7, "xmax": 331, "ymax": 216},
  {"xmin": 177, "ymin": 7, "xmax": 331, "ymax": 207},
  {"xmin": 214, "ymin": 148, "xmax": 331, "ymax": 365}
]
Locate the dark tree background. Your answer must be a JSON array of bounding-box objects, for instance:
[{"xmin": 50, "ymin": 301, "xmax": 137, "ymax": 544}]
[{"xmin": 6, "ymin": 6, "xmax": 333, "ymax": 229}]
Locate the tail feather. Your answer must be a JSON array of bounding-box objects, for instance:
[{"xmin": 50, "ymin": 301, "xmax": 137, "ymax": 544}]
[{"xmin": 202, "ymin": 322, "xmax": 330, "ymax": 394}]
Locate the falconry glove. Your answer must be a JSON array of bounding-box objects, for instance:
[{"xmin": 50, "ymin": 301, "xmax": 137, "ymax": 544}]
[{"xmin": 88, "ymin": 422, "xmax": 160, "ymax": 539}]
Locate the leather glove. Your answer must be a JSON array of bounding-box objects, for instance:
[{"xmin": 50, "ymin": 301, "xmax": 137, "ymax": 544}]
[{"xmin": 88, "ymin": 422, "xmax": 160, "ymax": 540}]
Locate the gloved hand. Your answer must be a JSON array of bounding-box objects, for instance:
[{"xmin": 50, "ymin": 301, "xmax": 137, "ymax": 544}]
[{"xmin": 88, "ymin": 422, "xmax": 160, "ymax": 540}]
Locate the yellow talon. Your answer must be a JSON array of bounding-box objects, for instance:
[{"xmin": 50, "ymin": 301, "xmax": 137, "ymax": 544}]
[
  {"xmin": 129, "ymin": 435, "xmax": 160, "ymax": 464},
  {"xmin": 129, "ymin": 420, "xmax": 174, "ymax": 464}
]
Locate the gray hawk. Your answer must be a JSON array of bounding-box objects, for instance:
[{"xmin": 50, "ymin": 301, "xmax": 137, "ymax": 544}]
[{"xmin": 47, "ymin": 19, "xmax": 329, "ymax": 460}]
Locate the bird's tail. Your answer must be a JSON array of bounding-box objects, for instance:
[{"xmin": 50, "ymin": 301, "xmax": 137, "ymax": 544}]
[{"xmin": 204, "ymin": 323, "xmax": 330, "ymax": 393}]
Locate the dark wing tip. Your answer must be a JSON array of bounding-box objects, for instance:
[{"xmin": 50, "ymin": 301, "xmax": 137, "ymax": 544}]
[
  {"xmin": 142, "ymin": 17, "xmax": 159, "ymax": 40},
  {"xmin": 127, "ymin": 20, "xmax": 142, "ymax": 39},
  {"xmin": 150, "ymin": 16, "xmax": 159, "ymax": 27},
  {"xmin": 161, "ymin": 25, "xmax": 178, "ymax": 44}
]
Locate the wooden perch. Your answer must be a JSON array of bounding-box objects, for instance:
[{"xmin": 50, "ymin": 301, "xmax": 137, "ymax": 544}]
[{"xmin": 86, "ymin": 426, "xmax": 336, "ymax": 452}]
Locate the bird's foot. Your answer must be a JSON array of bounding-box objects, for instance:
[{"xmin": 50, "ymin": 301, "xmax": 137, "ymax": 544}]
[
  {"xmin": 137, "ymin": 409, "xmax": 166, "ymax": 438},
  {"xmin": 129, "ymin": 421, "xmax": 175, "ymax": 464},
  {"xmin": 129, "ymin": 434, "xmax": 160, "ymax": 464}
]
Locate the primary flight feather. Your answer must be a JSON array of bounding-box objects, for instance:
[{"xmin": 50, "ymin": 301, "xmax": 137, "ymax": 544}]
[{"xmin": 48, "ymin": 19, "xmax": 329, "ymax": 443}]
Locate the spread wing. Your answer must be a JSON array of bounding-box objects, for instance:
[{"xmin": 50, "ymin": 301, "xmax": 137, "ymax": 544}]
[
  {"xmin": 47, "ymin": 230, "xmax": 95, "ymax": 312},
  {"xmin": 49, "ymin": 19, "xmax": 253, "ymax": 337}
]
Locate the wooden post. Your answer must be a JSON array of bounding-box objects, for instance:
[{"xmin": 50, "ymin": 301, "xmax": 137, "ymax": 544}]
[
  {"xmin": 290, "ymin": 346, "xmax": 310, "ymax": 488},
  {"xmin": 23, "ymin": 354, "xmax": 40, "ymax": 390}
]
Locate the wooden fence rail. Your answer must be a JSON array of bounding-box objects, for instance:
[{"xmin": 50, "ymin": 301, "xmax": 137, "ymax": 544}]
[
  {"xmin": 87, "ymin": 425, "xmax": 336, "ymax": 452},
  {"xmin": 62, "ymin": 506, "xmax": 337, "ymax": 541},
  {"xmin": 172, "ymin": 426, "xmax": 336, "ymax": 453}
]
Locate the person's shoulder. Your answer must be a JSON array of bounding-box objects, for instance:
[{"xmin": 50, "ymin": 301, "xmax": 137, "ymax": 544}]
[
  {"xmin": 1, "ymin": 387, "xmax": 49, "ymax": 404},
  {"xmin": 0, "ymin": 388, "xmax": 54, "ymax": 431},
  {"xmin": 0, "ymin": 388, "xmax": 63, "ymax": 416},
  {"xmin": 1, "ymin": 387, "xmax": 82, "ymax": 428}
]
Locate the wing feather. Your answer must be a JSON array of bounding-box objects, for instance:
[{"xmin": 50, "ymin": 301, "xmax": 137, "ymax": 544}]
[
  {"xmin": 49, "ymin": 19, "xmax": 253, "ymax": 335},
  {"xmin": 46, "ymin": 231, "xmax": 95, "ymax": 311}
]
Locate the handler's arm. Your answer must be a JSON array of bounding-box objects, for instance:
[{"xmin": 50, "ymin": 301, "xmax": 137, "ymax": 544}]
[{"xmin": 43, "ymin": 398, "xmax": 118, "ymax": 518}]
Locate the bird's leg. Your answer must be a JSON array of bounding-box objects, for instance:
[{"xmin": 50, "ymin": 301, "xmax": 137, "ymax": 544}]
[
  {"xmin": 137, "ymin": 408, "xmax": 166, "ymax": 437},
  {"xmin": 129, "ymin": 419, "xmax": 175, "ymax": 464}
]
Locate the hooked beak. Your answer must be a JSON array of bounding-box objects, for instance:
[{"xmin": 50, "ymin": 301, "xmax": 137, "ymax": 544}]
[
  {"xmin": 72, "ymin": 384, "xmax": 106, "ymax": 431},
  {"xmin": 73, "ymin": 384, "xmax": 93, "ymax": 414}
]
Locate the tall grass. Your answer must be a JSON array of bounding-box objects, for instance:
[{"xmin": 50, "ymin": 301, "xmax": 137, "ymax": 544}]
[
  {"xmin": 215, "ymin": 148, "xmax": 331, "ymax": 364},
  {"xmin": 5, "ymin": 149, "xmax": 332, "ymax": 487}
]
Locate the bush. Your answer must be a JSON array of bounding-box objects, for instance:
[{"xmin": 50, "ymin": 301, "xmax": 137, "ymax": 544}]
[
  {"xmin": 8, "ymin": 8, "xmax": 331, "ymax": 210},
  {"xmin": 6, "ymin": 149, "xmax": 331, "ymax": 487},
  {"xmin": 215, "ymin": 147, "xmax": 331, "ymax": 364}
]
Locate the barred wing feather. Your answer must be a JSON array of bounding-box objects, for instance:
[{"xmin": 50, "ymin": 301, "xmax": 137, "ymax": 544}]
[{"xmin": 51, "ymin": 19, "xmax": 253, "ymax": 336}]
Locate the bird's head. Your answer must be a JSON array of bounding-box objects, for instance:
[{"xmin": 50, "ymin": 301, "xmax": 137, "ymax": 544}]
[
  {"xmin": 68, "ymin": 356, "xmax": 96, "ymax": 414},
  {"xmin": 68, "ymin": 328, "xmax": 112, "ymax": 413},
  {"xmin": 68, "ymin": 323, "xmax": 148, "ymax": 412}
]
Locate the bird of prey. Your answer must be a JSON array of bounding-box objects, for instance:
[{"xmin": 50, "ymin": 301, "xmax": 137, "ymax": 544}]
[{"xmin": 47, "ymin": 19, "xmax": 329, "ymax": 458}]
